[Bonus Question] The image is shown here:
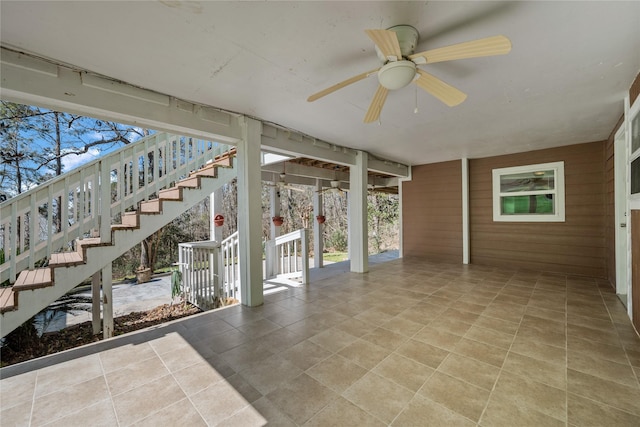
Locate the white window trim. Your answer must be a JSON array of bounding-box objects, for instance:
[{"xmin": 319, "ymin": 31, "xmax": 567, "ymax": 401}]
[{"xmin": 492, "ymin": 161, "xmax": 565, "ymax": 222}]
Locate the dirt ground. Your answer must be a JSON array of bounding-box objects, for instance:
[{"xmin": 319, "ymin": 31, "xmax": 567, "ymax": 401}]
[{"xmin": 1, "ymin": 303, "xmax": 201, "ymax": 367}]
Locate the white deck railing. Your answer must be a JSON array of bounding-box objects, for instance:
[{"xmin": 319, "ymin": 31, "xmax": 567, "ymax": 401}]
[
  {"xmin": 0, "ymin": 132, "xmax": 232, "ymax": 284},
  {"xmin": 265, "ymin": 228, "xmax": 309, "ymax": 285},
  {"xmin": 177, "ymin": 231, "xmax": 239, "ymax": 310}
]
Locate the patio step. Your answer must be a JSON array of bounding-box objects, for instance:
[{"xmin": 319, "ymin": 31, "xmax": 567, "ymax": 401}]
[
  {"xmin": 159, "ymin": 187, "xmax": 183, "ymax": 201},
  {"xmin": 13, "ymin": 268, "xmax": 52, "ymax": 292},
  {"xmin": 49, "ymin": 252, "xmax": 84, "ymax": 268},
  {"xmin": 140, "ymin": 199, "xmax": 162, "ymax": 213},
  {"xmin": 0, "ymin": 287, "xmax": 17, "ymax": 313}
]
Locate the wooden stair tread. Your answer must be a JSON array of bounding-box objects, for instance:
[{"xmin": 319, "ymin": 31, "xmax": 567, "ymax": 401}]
[
  {"xmin": 49, "ymin": 252, "xmax": 84, "ymax": 267},
  {"xmin": 0, "ymin": 287, "xmax": 16, "ymax": 313},
  {"xmin": 14, "ymin": 268, "xmax": 52, "ymax": 291}
]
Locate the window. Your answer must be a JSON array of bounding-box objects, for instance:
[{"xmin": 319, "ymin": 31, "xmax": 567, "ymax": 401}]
[
  {"xmin": 492, "ymin": 161, "xmax": 565, "ymax": 222},
  {"xmin": 631, "ymin": 110, "xmax": 640, "ymax": 196}
]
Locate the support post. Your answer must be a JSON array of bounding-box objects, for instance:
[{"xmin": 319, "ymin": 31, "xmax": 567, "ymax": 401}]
[
  {"xmin": 237, "ymin": 117, "xmax": 264, "ymax": 307},
  {"xmin": 91, "ymin": 271, "xmax": 101, "ymax": 334},
  {"xmin": 102, "ymin": 263, "xmax": 113, "ymax": 339},
  {"xmin": 302, "ymin": 228, "xmax": 310, "ymax": 285},
  {"xmin": 266, "ymin": 185, "xmax": 282, "ymax": 278},
  {"xmin": 462, "ymin": 158, "xmax": 470, "ymax": 264},
  {"xmin": 313, "ymin": 179, "xmax": 324, "ymax": 269},
  {"xmin": 349, "ymin": 151, "xmax": 368, "ymax": 273},
  {"xmin": 210, "ymin": 187, "xmax": 223, "ymax": 243}
]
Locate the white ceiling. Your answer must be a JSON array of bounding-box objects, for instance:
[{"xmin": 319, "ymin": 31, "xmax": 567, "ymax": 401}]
[{"xmin": 1, "ymin": 1, "xmax": 639, "ymax": 166}]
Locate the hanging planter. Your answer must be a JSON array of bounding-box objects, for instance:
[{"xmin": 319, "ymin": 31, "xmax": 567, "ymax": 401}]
[
  {"xmin": 316, "ymin": 215, "xmax": 326, "ymax": 224},
  {"xmin": 272, "ymin": 216, "xmax": 284, "ymax": 226},
  {"xmin": 214, "ymin": 214, "xmax": 224, "ymax": 227}
]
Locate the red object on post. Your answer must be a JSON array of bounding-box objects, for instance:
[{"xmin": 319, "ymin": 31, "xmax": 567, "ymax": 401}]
[
  {"xmin": 214, "ymin": 214, "xmax": 224, "ymax": 227},
  {"xmin": 316, "ymin": 215, "xmax": 326, "ymax": 224},
  {"xmin": 272, "ymin": 216, "xmax": 284, "ymax": 226}
]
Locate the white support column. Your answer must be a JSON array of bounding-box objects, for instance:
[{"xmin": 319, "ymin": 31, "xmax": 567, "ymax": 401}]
[
  {"xmin": 102, "ymin": 263, "xmax": 113, "ymax": 339},
  {"xmin": 237, "ymin": 117, "xmax": 264, "ymax": 307},
  {"xmin": 91, "ymin": 271, "xmax": 101, "ymax": 334},
  {"xmin": 270, "ymin": 185, "xmax": 282, "ymax": 239},
  {"xmin": 349, "ymin": 151, "xmax": 368, "ymax": 273},
  {"xmin": 462, "ymin": 158, "xmax": 470, "ymax": 264},
  {"xmin": 313, "ymin": 179, "xmax": 324, "ymax": 269},
  {"xmin": 210, "ymin": 187, "xmax": 223, "ymax": 242}
]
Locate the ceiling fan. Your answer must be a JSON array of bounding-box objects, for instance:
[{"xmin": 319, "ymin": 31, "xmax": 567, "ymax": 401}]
[
  {"xmin": 307, "ymin": 25, "xmax": 511, "ymax": 123},
  {"xmin": 317, "ymin": 180, "xmax": 348, "ymax": 195},
  {"xmin": 265, "ymin": 171, "xmax": 304, "ymax": 193}
]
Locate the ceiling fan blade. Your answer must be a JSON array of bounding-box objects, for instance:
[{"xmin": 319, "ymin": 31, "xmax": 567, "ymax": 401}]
[
  {"xmin": 365, "ymin": 29, "xmax": 402, "ymax": 60},
  {"xmin": 409, "ymin": 35, "xmax": 511, "ymax": 64},
  {"xmin": 415, "ymin": 70, "xmax": 467, "ymax": 107},
  {"xmin": 307, "ymin": 68, "xmax": 379, "ymax": 102},
  {"xmin": 364, "ymin": 85, "xmax": 389, "ymax": 123}
]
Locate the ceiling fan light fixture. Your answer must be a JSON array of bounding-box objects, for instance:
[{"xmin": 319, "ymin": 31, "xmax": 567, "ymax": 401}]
[{"xmin": 378, "ymin": 60, "xmax": 416, "ymax": 90}]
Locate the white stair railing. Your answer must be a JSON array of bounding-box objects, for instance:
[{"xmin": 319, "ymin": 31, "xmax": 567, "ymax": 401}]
[
  {"xmin": 265, "ymin": 228, "xmax": 309, "ymax": 285},
  {"xmin": 0, "ymin": 132, "xmax": 233, "ymax": 285},
  {"xmin": 177, "ymin": 231, "xmax": 239, "ymax": 310}
]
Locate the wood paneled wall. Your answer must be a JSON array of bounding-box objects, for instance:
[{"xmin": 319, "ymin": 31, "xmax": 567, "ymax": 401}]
[
  {"xmin": 605, "ymin": 117, "xmax": 623, "ymax": 288},
  {"xmin": 402, "ymin": 161, "xmax": 462, "ymax": 263},
  {"xmin": 469, "ymin": 141, "xmax": 607, "ymax": 277},
  {"xmin": 630, "ymin": 71, "xmax": 640, "ymax": 106}
]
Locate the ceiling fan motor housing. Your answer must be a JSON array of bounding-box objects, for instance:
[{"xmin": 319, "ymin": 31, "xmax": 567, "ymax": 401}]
[{"xmin": 374, "ymin": 24, "xmax": 419, "ymax": 61}]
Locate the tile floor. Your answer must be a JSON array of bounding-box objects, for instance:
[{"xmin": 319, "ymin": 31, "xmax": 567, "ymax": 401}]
[{"xmin": 1, "ymin": 258, "xmax": 640, "ymax": 426}]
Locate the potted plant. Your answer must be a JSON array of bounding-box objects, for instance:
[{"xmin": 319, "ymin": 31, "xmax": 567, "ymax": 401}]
[
  {"xmin": 316, "ymin": 215, "xmax": 326, "ymax": 224},
  {"xmin": 214, "ymin": 214, "xmax": 224, "ymax": 227},
  {"xmin": 272, "ymin": 216, "xmax": 284, "ymax": 226}
]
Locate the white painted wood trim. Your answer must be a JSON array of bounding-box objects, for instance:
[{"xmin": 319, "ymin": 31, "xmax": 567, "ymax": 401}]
[{"xmin": 462, "ymin": 158, "xmax": 470, "ymax": 264}]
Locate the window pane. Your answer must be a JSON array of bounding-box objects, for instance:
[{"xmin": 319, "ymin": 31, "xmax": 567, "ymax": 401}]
[
  {"xmin": 500, "ymin": 170, "xmax": 555, "ymax": 193},
  {"xmin": 632, "ymin": 112, "xmax": 640, "ymax": 153},
  {"xmin": 501, "ymin": 194, "xmax": 555, "ymax": 215},
  {"xmin": 632, "ymin": 157, "xmax": 640, "ymax": 195}
]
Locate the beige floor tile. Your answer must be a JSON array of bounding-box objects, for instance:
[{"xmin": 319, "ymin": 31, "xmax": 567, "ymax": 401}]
[
  {"xmin": 172, "ymin": 360, "xmax": 225, "ymax": 396},
  {"xmin": 428, "ymin": 317, "xmax": 473, "ymax": 336},
  {"xmin": 207, "ymin": 329, "xmax": 250, "ymax": 354},
  {"xmin": 147, "ymin": 331, "xmax": 190, "ymax": 355},
  {"xmin": 0, "ymin": 400, "xmax": 32, "ymax": 427},
  {"xmin": 279, "ymin": 340, "xmax": 332, "ymax": 370},
  {"xmin": 32, "ymin": 376, "xmax": 110, "ymax": 426},
  {"xmin": 373, "ymin": 353, "xmax": 434, "ymax": 392},
  {"xmin": 395, "ymin": 339, "xmax": 450, "ymax": 369},
  {"xmin": 190, "ymin": 379, "xmax": 252, "ymax": 425},
  {"xmin": 516, "ymin": 325, "xmax": 566, "ymax": 349},
  {"xmin": 454, "ymin": 300, "xmax": 488, "ymax": 314},
  {"xmin": 412, "ymin": 326, "xmax": 463, "ymax": 351},
  {"xmin": 361, "ymin": 327, "xmax": 408, "ymax": 351},
  {"xmin": 567, "ymin": 368, "xmax": 640, "ymax": 416},
  {"xmin": 453, "ymin": 338, "xmax": 507, "ymax": 368},
  {"xmin": 249, "ymin": 397, "xmax": 297, "ymax": 427},
  {"xmin": 266, "ymin": 373, "xmax": 338, "ymax": 425},
  {"xmin": 419, "ymin": 371, "xmax": 489, "ymax": 422},
  {"xmin": 225, "ymin": 373, "xmax": 263, "ymax": 403},
  {"xmin": 464, "ymin": 325, "xmax": 514, "ymax": 350},
  {"xmin": 254, "ymin": 327, "xmax": 306, "ymax": 353},
  {"xmin": 105, "ymin": 354, "xmax": 169, "ymax": 395},
  {"xmin": 626, "ymin": 347, "xmax": 640, "ymax": 368},
  {"xmin": 502, "ymin": 351, "xmax": 566, "ymax": 390},
  {"xmin": 343, "ymin": 372, "xmax": 414, "ymax": 424},
  {"xmin": 568, "ymin": 323, "xmax": 623, "ymax": 347},
  {"xmin": 392, "ymin": 395, "xmax": 475, "ymax": 426},
  {"xmin": 338, "ymin": 339, "xmax": 392, "ymax": 370},
  {"xmin": 568, "ymin": 335, "xmax": 629, "ymax": 364},
  {"xmin": 34, "ymin": 354, "xmax": 103, "ymax": 398},
  {"xmin": 334, "ymin": 317, "xmax": 378, "ymax": 337},
  {"xmin": 568, "ymin": 351, "xmax": 638, "ymax": 388},
  {"xmin": 112, "ymin": 374, "xmax": 186, "ymax": 426},
  {"xmin": 131, "ymin": 398, "xmax": 206, "ymax": 426},
  {"xmin": 568, "ymin": 392, "xmax": 640, "ymax": 427},
  {"xmin": 437, "ymin": 353, "xmax": 500, "ymax": 391},
  {"xmin": 480, "ymin": 394, "xmax": 565, "ymax": 427},
  {"xmin": 355, "ymin": 307, "xmax": 395, "ymax": 326},
  {"xmin": 492, "ymin": 370, "xmax": 566, "ymax": 422},
  {"xmin": 214, "ymin": 404, "xmax": 268, "ymax": 427},
  {"xmin": 309, "ymin": 327, "xmax": 358, "ymax": 353},
  {"xmin": 511, "ymin": 335, "xmax": 566, "ymax": 365},
  {"xmin": 380, "ymin": 316, "xmax": 424, "ymax": 337},
  {"xmin": 99, "ymin": 342, "xmax": 157, "ymax": 374},
  {"xmin": 236, "ymin": 318, "xmax": 282, "ymax": 339},
  {"xmin": 159, "ymin": 342, "xmax": 208, "ymax": 372},
  {"xmin": 0, "ymin": 370, "xmax": 36, "ymax": 409},
  {"xmin": 44, "ymin": 399, "xmax": 118, "ymax": 427},
  {"xmin": 474, "ymin": 315, "xmax": 519, "ymax": 335},
  {"xmin": 239, "ymin": 354, "xmax": 302, "ymax": 395},
  {"xmin": 220, "ymin": 342, "xmax": 274, "ymax": 372},
  {"xmin": 305, "ymin": 396, "xmax": 386, "ymax": 427},
  {"xmin": 306, "ymin": 354, "xmax": 367, "ymax": 393}
]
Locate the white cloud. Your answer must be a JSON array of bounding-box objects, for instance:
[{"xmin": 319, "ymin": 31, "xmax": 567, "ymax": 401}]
[{"xmin": 61, "ymin": 148, "xmax": 101, "ymax": 171}]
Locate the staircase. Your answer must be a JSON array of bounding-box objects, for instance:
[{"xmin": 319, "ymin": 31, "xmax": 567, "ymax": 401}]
[{"xmin": 0, "ymin": 133, "xmax": 237, "ymax": 337}]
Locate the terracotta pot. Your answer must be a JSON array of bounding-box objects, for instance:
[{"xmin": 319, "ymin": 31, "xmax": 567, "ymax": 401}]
[
  {"xmin": 272, "ymin": 216, "xmax": 284, "ymax": 226},
  {"xmin": 136, "ymin": 268, "xmax": 152, "ymax": 284},
  {"xmin": 214, "ymin": 214, "xmax": 224, "ymax": 227},
  {"xmin": 316, "ymin": 215, "xmax": 326, "ymax": 224}
]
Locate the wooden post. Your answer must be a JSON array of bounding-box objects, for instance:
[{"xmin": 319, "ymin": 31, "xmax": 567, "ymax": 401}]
[
  {"xmin": 91, "ymin": 271, "xmax": 101, "ymax": 334},
  {"xmin": 102, "ymin": 263, "xmax": 113, "ymax": 339},
  {"xmin": 313, "ymin": 178, "xmax": 324, "ymax": 269}
]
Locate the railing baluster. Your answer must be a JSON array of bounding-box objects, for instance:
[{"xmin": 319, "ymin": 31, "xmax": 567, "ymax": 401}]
[
  {"xmin": 9, "ymin": 202, "xmax": 17, "ymax": 282},
  {"xmin": 47, "ymin": 184, "xmax": 54, "ymax": 255},
  {"xmin": 63, "ymin": 175, "xmax": 70, "ymax": 245}
]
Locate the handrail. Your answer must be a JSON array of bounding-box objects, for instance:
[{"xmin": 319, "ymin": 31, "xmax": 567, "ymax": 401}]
[
  {"xmin": 177, "ymin": 231, "xmax": 239, "ymax": 310},
  {"xmin": 265, "ymin": 228, "xmax": 309, "ymax": 285},
  {"xmin": 0, "ymin": 131, "xmax": 233, "ymax": 284}
]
